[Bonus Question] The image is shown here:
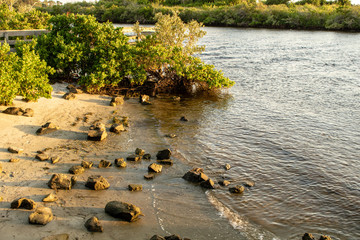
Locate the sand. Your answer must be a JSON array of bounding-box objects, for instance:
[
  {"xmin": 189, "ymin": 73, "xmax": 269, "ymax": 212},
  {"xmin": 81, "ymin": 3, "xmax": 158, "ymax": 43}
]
[{"xmin": 0, "ymin": 83, "xmax": 242, "ymax": 240}]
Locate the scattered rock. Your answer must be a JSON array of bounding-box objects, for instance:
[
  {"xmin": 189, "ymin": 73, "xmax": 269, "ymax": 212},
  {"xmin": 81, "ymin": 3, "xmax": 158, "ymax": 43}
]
[
  {"xmin": 43, "ymin": 193, "xmax": 58, "ymax": 202},
  {"xmin": 11, "ymin": 198, "xmax": 36, "ymax": 210},
  {"xmin": 128, "ymin": 184, "xmax": 143, "ymax": 191},
  {"xmin": 105, "ymin": 201, "xmax": 142, "ymax": 222},
  {"xmin": 41, "ymin": 233, "xmax": 69, "ymax": 240},
  {"xmin": 182, "ymin": 168, "xmax": 209, "ymax": 183},
  {"xmin": 218, "ymin": 180, "xmax": 231, "ymax": 186},
  {"xmin": 165, "ymin": 235, "xmax": 182, "ymax": 240},
  {"xmin": 319, "ymin": 236, "xmax": 332, "ymax": 240},
  {"xmin": 85, "ymin": 175, "xmax": 110, "ymax": 190},
  {"xmin": 109, "ymin": 123, "xmax": 125, "ymax": 134},
  {"xmin": 29, "ymin": 207, "xmax": 53, "ymax": 225},
  {"xmin": 126, "ymin": 155, "xmax": 141, "ymax": 161},
  {"xmin": 148, "ymin": 163, "xmax": 162, "ymax": 173},
  {"xmin": 51, "ymin": 156, "xmax": 60, "ymax": 164},
  {"xmin": 81, "ymin": 161, "xmax": 93, "ymax": 168},
  {"xmin": 143, "ymin": 153, "xmax": 151, "ymax": 160},
  {"xmin": 88, "ymin": 123, "xmax": 107, "ymax": 141},
  {"xmin": 180, "ymin": 116, "xmax": 188, "ymax": 121},
  {"xmin": 98, "ymin": 160, "xmax": 112, "ymax": 168},
  {"xmin": 69, "ymin": 165, "xmax": 85, "ymax": 175},
  {"xmin": 8, "ymin": 147, "xmax": 23, "ymax": 154},
  {"xmin": 114, "ymin": 158, "xmax": 126, "ymax": 168},
  {"xmin": 85, "ymin": 216, "xmax": 103, "ymax": 232},
  {"xmin": 9, "ymin": 158, "xmax": 20, "ymax": 163},
  {"xmin": 63, "ymin": 92, "xmax": 76, "ymax": 100},
  {"xmin": 48, "ymin": 174, "xmax": 76, "ymax": 190},
  {"xmin": 165, "ymin": 134, "xmax": 177, "ymax": 138},
  {"xmin": 150, "ymin": 235, "xmax": 166, "ymax": 240},
  {"xmin": 302, "ymin": 233, "xmax": 315, "ymax": 240},
  {"xmin": 144, "ymin": 173, "xmax": 155, "ymax": 180},
  {"xmin": 36, "ymin": 122, "xmax": 59, "ymax": 136},
  {"xmin": 200, "ymin": 179, "xmax": 215, "ymax": 189},
  {"xmin": 157, "ymin": 159, "xmax": 173, "ymax": 165},
  {"xmin": 2, "ymin": 107, "xmax": 34, "ymax": 117},
  {"xmin": 110, "ymin": 96, "xmax": 124, "ymax": 106},
  {"xmin": 243, "ymin": 180, "xmax": 255, "ymax": 188},
  {"xmin": 224, "ymin": 163, "xmax": 231, "ymax": 170},
  {"xmin": 140, "ymin": 95, "xmax": 151, "ymax": 105},
  {"xmin": 156, "ymin": 149, "xmax": 171, "ymax": 160},
  {"xmin": 135, "ymin": 148, "xmax": 145, "ymax": 156},
  {"xmin": 229, "ymin": 185, "xmax": 245, "ymax": 194},
  {"xmin": 36, "ymin": 153, "xmax": 49, "ymax": 161}
]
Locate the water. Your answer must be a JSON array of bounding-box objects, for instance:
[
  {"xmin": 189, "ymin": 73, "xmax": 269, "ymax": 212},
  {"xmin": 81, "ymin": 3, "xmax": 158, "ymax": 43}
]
[{"xmin": 148, "ymin": 28, "xmax": 360, "ymax": 239}]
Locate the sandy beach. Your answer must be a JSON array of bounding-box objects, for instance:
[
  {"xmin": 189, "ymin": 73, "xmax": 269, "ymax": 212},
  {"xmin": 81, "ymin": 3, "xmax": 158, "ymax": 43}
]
[{"xmin": 0, "ymin": 83, "xmax": 242, "ymax": 240}]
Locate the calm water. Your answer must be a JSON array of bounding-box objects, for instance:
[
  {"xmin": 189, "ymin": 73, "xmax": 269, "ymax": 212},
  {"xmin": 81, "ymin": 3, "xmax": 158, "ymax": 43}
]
[{"xmin": 148, "ymin": 28, "xmax": 360, "ymax": 239}]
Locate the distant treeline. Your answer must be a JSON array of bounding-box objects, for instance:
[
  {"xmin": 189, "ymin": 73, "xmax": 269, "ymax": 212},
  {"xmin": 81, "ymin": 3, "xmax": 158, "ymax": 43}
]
[{"xmin": 35, "ymin": 0, "xmax": 360, "ymax": 31}]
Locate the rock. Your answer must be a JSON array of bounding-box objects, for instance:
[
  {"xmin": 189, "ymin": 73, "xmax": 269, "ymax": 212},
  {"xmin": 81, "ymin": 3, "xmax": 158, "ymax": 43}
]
[
  {"xmin": 126, "ymin": 155, "xmax": 141, "ymax": 161},
  {"xmin": 229, "ymin": 185, "xmax": 245, "ymax": 194},
  {"xmin": 98, "ymin": 160, "xmax": 112, "ymax": 168},
  {"xmin": 105, "ymin": 201, "xmax": 142, "ymax": 222},
  {"xmin": 81, "ymin": 161, "xmax": 93, "ymax": 168},
  {"xmin": 302, "ymin": 233, "xmax": 315, "ymax": 240},
  {"xmin": 85, "ymin": 216, "xmax": 103, "ymax": 232},
  {"xmin": 143, "ymin": 153, "xmax": 151, "ymax": 160},
  {"xmin": 180, "ymin": 116, "xmax": 188, "ymax": 121},
  {"xmin": 224, "ymin": 163, "xmax": 231, "ymax": 170},
  {"xmin": 9, "ymin": 158, "xmax": 20, "ymax": 162},
  {"xmin": 8, "ymin": 147, "xmax": 23, "ymax": 154},
  {"xmin": 63, "ymin": 92, "xmax": 76, "ymax": 100},
  {"xmin": 43, "ymin": 193, "xmax": 58, "ymax": 202},
  {"xmin": 41, "ymin": 233, "xmax": 69, "ymax": 240},
  {"xmin": 140, "ymin": 95, "xmax": 151, "ymax": 105},
  {"xmin": 156, "ymin": 149, "xmax": 171, "ymax": 160},
  {"xmin": 165, "ymin": 235, "xmax": 182, "ymax": 240},
  {"xmin": 29, "ymin": 207, "xmax": 53, "ymax": 225},
  {"xmin": 218, "ymin": 180, "xmax": 231, "ymax": 186},
  {"xmin": 144, "ymin": 173, "xmax": 155, "ymax": 180},
  {"xmin": 85, "ymin": 175, "xmax": 110, "ymax": 190},
  {"xmin": 128, "ymin": 184, "xmax": 143, "ymax": 191},
  {"xmin": 51, "ymin": 156, "xmax": 60, "ymax": 164},
  {"xmin": 165, "ymin": 134, "xmax": 177, "ymax": 138},
  {"xmin": 148, "ymin": 163, "xmax": 162, "ymax": 173},
  {"xmin": 243, "ymin": 180, "xmax": 255, "ymax": 188},
  {"xmin": 23, "ymin": 108, "xmax": 34, "ymax": 117},
  {"xmin": 3, "ymin": 107, "xmax": 23, "ymax": 115},
  {"xmin": 135, "ymin": 148, "xmax": 145, "ymax": 156},
  {"xmin": 114, "ymin": 158, "xmax": 126, "ymax": 168},
  {"xmin": 36, "ymin": 153, "xmax": 49, "ymax": 161},
  {"xmin": 48, "ymin": 174, "xmax": 75, "ymax": 190},
  {"xmin": 150, "ymin": 235, "xmax": 166, "ymax": 240},
  {"xmin": 11, "ymin": 198, "xmax": 36, "ymax": 210},
  {"xmin": 88, "ymin": 129, "xmax": 107, "ymax": 141},
  {"xmin": 319, "ymin": 236, "xmax": 332, "ymax": 240},
  {"xmin": 110, "ymin": 96, "xmax": 124, "ymax": 106},
  {"xmin": 67, "ymin": 84, "xmax": 83, "ymax": 94},
  {"xmin": 36, "ymin": 122, "xmax": 59, "ymax": 135},
  {"xmin": 109, "ymin": 124, "xmax": 125, "ymax": 134},
  {"xmin": 182, "ymin": 168, "xmax": 209, "ymax": 183},
  {"xmin": 157, "ymin": 159, "xmax": 173, "ymax": 165},
  {"xmin": 200, "ymin": 179, "xmax": 215, "ymax": 189},
  {"xmin": 69, "ymin": 165, "xmax": 85, "ymax": 175}
]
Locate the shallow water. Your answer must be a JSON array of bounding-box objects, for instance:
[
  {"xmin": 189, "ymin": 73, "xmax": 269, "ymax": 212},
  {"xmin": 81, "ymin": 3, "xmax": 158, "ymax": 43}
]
[{"xmin": 145, "ymin": 28, "xmax": 360, "ymax": 239}]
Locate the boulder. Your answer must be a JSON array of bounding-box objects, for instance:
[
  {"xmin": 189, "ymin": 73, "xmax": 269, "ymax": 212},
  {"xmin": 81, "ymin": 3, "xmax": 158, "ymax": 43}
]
[
  {"xmin": 156, "ymin": 149, "xmax": 171, "ymax": 160},
  {"xmin": 157, "ymin": 159, "xmax": 173, "ymax": 165},
  {"xmin": 114, "ymin": 158, "xmax": 126, "ymax": 168},
  {"xmin": 29, "ymin": 207, "xmax": 53, "ymax": 225},
  {"xmin": 135, "ymin": 148, "xmax": 145, "ymax": 156},
  {"xmin": 182, "ymin": 168, "xmax": 209, "ymax": 183},
  {"xmin": 150, "ymin": 235, "xmax": 166, "ymax": 240},
  {"xmin": 128, "ymin": 184, "xmax": 143, "ymax": 191},
  {"xmin": 105, "ymin": 201, "xmax": 142, "ymax": 222},
  {"xmin": 81, "ymin": 161, "xmax": 93, "ymax": 169},
  {"xmin": 144, "ymin": 174, "xmax": 155, "ymax": 180},
  {"xmin": 69, "ymin": 166, "xmax": 85, "ymax": 175},
  {"xmin": 43, "ymin": 193, "xmax": 58, "ymax": 202},
  {"xmin": 126, "ymin": 155, "xmax": 141, "ymax": 161},
  {"xmin": 180, "ymin": 116, "xmax": 188, "ymax": 122},
  {"xmin": 11, "ymin": 198, "xmax": 36, "ymax": 210},
  {"xmin": 200, "ymin": 179, "xmax": 215, "ymax": 189},
  {"xmin": 319, "ymin": 236, "xmax": 332, "ymax": 240},
  {"xmin": 8, "ymin": 147, "xmax": 23, "ymax": 154},
  {"xmin": 41, "ymin": 234, "xmax": 69, "ymax": 240},
  {"xmin": 98, "ymin": 160, "xmax": 112, "ymax": 168},
  {"xmin": 143, "ymin": 153, "xmax": 151, "ymax": 160},
  {"xmin": 224, "ymin": 163, "xmax": 231, "ymax": 170},
  {"xmin": 165, "ymin": 235, "xmax": 182, "ymax": 240},
  {"xmin": 110, "ymin": 124, "xmax": 125, "ymax": 134},
  {"xmin": 36, "ymin": 122, "xmax": 59, "ymax": 136},
  {"xmin": 218, "ymin": 180, "xmax": 231, "ymax": 186},
  {"xmin": 85, "ymin": 175, "xmax": 110, "ymax": 190},
  {"xmin": 229, "ymin": 185, "xmax": 245, "ymax": 194},
  {"xmin": 48, "ymin": 174, "xmax": 75, "ymax": 190},
  {"xmin": 36, "ymin": 153, "xmax": 49, "ymax": 161},
  {"xmin": 51, "ymin": 156, "xmax": 60, "ymax": 164},
  {"xmin": 85, "ymin": 216, "xmax": 103, "ymax": 232},
  {"xmin": 88, "ymin": 129, "xmax": 107, "ymax": 141},
  {"xmin": 110, "ymin": 96, "xmax": 124, "ymax": 106},
  {"xmin": 63, "ymin": 92, "xmax": 76, "ymax": 100},
  {"xmin": 302, "ymin": 233, "xmax": 315, "ymax": 240},
  {"xmin": 148, "ymin": 163, "xmax": 162, "ymax": 173}
]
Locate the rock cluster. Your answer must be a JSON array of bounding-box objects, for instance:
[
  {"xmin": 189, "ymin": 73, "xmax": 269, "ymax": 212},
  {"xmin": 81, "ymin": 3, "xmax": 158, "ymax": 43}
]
[{"xmin": 2, "ymin": 107, "xmax": 33, "ymax": 117}]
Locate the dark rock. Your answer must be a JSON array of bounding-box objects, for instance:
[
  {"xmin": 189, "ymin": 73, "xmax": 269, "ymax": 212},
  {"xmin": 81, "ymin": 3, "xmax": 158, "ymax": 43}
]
[
  {"xmin": 224, "ymin": 163, "xmax": 231, "ymax": 170},
  {"xmin": 114, "ymin": 158, "xmax": 126, "ymax": 168},
  {"xmin": 218, "ymin": 180, "xmax": 231, "ymax": 186},
  {"xmin": 302, "ymin": 233, "xmax": 315, "ymax": 240},
  {"xmin": 150, "ymin": 235, "xmax": 166, "ymax": 240},
  {"xmin": 51, "ymin": 156, "xmax": 60, "ymax": 164},
  {"xmin": 182, "ymin": 168, "xmax": 209, "ymax": 183},
  {"xmin": 180, "ymin": 116, "xmax": 188, "ymax": 121},
  {"xmin": 165, "ymin": 134, "xmax": 177, "ymax": 138},
  {"xmin": 81, "ymin": 161, "xmax": 93, "ymax": 168},
  {"xmin": 135, "ymin": 148, "xmax": 145, "ymax": 156},
  {"xmin": 63, "ymin": 92, "xmax": 76, "ymax": 100},
  {"xmin": 157, "ymin": 159, "xmax": 173, "ymax": 165},
  {"xmin": 36, "ymin": 122, "xmax": 59, "ymax": 135},
  {"xmin": 229, "ymin": 185, "xmax": 245, "ymax": 194},
  {"xmin": 69, "ymin": 165, "xmax": 85, "ymax": 175},
  {"xmin": 110, "ymin": 124, "xmax": 125, "ymax": 134},
  {"xmin": 36, "ymin": 153, "xmax": 49, "ymax": 161},
  {"xmin": 41, "ymin": 233, "xmax": 69, "ymax": 240},
  {"xmin": 8, "ymin": 146, "xmax": 23, "ymax": 154},
  {"xmin": 128, "ymin": 184, "xmax": 143, "ymax": 191},
  {"xmin": 43, "ymin": 193, "xmax": 58, "ymax": 202},
  {"xmin": 148, "ymin": 163, "xmax": 162, "ymax": 173},
  {"xmin": 144, "ymin": 174, "xmax": 155, "ymax": 180},
  {"xmin": 85, "ymin": 175, "xmax": 110, "ymax": 190},
  {"xmin": 165, "ymin": 235, "xmax": 182, "ymax": 240},
  {"xmin": 88, "ymin": 129, "xmax": 107, "ymax": 141},
  {"xmin": 48, "ymin": 174, "xmax": 75, "ymax": 190},
  {"xmin": 105, "ymin": 201, "xmax": 142, "ymax": 222},
  {"xmin": 126, "ymin": 155, "xmax": 141, "ymax": 161},
  {"xmin": 9, "ymin": 158, "xmax": 20, "ymax": 162},
  {"xmin": 143, "ymin": 153, "xmax": 151, "ymax": 160},
  {"xmin": 3, "ymin": 107, "xmax": 23, "ymax": 115},
  {"xmin": 29, "ymin": 207, "xmax": 53, "ymax": 225},
  {"xmin": 85, "ymin": 216, "xmax": 103, "ymax": 232},
  {"xmin": 11, "ymin": 198, "xmax": 36, "ymax": 210},
  {"xmin": 98, "ymin": 160, "xmax": 112, "ymax": 168},
  {"xmin": 23, "ymin": 108, "xmax": 34, "ymax": 117},
  {"xmin": 319, "ymin": 236, "xmax": 332, "ymax": 240},
  {"xmin": 200, "ymin": 179, "xmax": 215, "ymax": 189},
  {"xmin": 156, "ymin": 149, "xmax": 171, "ymax": 160},
  {"xmin": 110, "ymin": 96, "xmax": 124, "ymax": 106}
]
